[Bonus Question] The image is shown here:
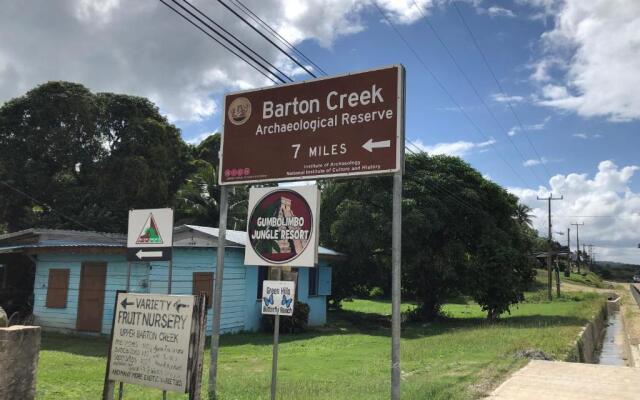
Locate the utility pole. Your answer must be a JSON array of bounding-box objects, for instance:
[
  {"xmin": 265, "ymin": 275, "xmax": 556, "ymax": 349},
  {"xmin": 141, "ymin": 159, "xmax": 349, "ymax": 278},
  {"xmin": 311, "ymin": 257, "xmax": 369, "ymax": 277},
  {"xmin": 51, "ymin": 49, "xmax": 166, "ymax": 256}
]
[
  {"xmin": 572, "ymin": 222, "xmax": 584, "ymax": 274},
  {"xmin": 565, "ymin": 227, "xmax": 571, "ymax": 277},
  {"xmin": 538, "ymin": 194, "xmax": 563, "ymax": 300},
  {"xmin": 588, "ymin": 244, "xmax": 594, "ymax": 270}
]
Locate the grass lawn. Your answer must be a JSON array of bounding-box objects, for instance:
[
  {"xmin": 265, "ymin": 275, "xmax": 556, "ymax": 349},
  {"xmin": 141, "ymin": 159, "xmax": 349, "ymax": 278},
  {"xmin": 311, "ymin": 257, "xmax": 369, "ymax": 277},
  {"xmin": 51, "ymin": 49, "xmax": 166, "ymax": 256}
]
[
  {"xmin": 37, "ymin": 292, "xmax": 604, "ymax": 400},
  {"xmin": 534, "ymin": 268, "xmax": 612, "ymax": 289}
]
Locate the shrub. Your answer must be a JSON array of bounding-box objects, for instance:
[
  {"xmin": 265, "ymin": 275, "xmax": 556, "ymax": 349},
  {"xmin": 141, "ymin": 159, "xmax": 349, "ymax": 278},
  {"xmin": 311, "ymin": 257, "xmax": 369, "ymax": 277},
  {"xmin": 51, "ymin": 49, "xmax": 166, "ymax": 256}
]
[
  {"xmin": 261, "ymin": 302, "xmax": 310, "ymax": 334},
  {"xmin": 368, "ymin": 287, "xmax": 384, "ymax": 298}
]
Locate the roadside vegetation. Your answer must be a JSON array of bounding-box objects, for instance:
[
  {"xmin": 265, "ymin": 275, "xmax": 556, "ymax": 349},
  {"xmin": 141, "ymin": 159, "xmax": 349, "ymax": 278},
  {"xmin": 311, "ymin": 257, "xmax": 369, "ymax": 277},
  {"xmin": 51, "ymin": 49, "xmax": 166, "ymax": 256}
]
[{"xmin": 37, "ymin": 289, "xmax": 604, "ymax": 400}]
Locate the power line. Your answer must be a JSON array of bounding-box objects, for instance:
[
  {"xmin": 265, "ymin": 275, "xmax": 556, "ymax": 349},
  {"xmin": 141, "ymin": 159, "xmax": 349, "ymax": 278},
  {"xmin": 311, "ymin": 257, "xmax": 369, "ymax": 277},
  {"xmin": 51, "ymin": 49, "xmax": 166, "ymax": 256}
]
[
  {"xmin": 452, "ymin": 2, "xmax": 554, "ymax": 182},
  {"xmin": 157, "ymin": 0, "xmax": 281, "ymax": 84},
  {"xmin": 0, "ymin": 180, "xmax": 122, "ymax": 243},
  {"xmin": 230, "ymin": 0, "xmax": 328, "ymax": 76},
  {"xmin": 404, "ymin": 141, "xmax": 479, "ymax": 214},
  {"xmin": 372, "ymin": 2, "xmax": 531, "ymax": 188},
  {"xmin": 179, "ymin": 0, "xmax": 293, "ymax": 82},
  {"xmin": 216, "ymin": 0, "xmax": 318, "ymax": 78},
  {"xmin": 410, "ymin": 0, "xmax": 545, "ymax": 187}
]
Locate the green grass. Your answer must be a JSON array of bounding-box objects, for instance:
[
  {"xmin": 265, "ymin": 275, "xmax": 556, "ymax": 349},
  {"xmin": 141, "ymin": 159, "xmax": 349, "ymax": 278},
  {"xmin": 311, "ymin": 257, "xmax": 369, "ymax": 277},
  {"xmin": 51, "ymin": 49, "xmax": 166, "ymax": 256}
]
[
  {"xmin": 534, "ymin": 268, "xmax": 611, "ymax": 289},
  {"xmin": 37, "ymin": 293, "xmax": 604, "ymax": 400}
]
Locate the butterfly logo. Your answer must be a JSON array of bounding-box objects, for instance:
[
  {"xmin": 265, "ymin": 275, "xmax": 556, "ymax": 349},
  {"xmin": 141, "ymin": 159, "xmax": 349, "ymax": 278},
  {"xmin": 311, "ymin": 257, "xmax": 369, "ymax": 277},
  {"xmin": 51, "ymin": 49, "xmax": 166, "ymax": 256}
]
[
  {"xmin": 281, "ymin": 294, "xmax": 293, "ymax": 308},
  {"xmin": 263, "ymin": 293, "xmax": 274, "ymax": 307}
]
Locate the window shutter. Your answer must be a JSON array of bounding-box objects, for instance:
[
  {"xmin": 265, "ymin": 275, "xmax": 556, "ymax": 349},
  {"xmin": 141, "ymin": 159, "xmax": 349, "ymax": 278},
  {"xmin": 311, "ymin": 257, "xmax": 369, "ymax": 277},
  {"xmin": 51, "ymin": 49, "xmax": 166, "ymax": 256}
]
[
  {"xmin": 318, "ymin": 266, "xmax": 332, "ymax": 296},
  {"xmin": 193, "ymin": 272, "xmax": 214, "ymax": 308},
  {"xmin": 308, "ymin": 268, "xmax": 318, "ymax": 296},
  {"xmin": 46, "ymin": 269, "xmax": 70, "ymax": 308}
]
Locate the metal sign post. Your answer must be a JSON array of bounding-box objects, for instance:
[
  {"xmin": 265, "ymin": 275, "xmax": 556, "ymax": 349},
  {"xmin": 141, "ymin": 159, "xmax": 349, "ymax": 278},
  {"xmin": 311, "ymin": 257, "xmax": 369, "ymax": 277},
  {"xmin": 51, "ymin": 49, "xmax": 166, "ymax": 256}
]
[
  {"xmin": 209, "ymin": 186, "xmax": 229, "ymax": 399},
  {"xmin": 391, "ymin": 172, "xmax": 402, "ymax": 400},
  {"xmin": 261, "ymin": 279, "xmax": 295, "ymax": 400},
  {"xmin": 270, "ymin": 309, "xmax": 280, "ymax": 400}
]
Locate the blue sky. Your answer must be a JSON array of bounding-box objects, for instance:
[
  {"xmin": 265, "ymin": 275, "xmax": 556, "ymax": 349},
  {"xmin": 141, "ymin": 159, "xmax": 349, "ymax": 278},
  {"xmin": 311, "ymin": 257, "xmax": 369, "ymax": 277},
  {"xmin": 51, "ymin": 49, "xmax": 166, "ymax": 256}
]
[{"xmin": 1, "ymin": 0, "xmax": 639, "ymax": 262}]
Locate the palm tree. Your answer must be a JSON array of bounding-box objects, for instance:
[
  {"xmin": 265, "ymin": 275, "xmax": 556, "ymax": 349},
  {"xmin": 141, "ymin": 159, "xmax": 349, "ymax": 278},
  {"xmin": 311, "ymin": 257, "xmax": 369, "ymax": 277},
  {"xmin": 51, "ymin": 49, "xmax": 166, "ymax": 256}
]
[
  {"xmin": 514, "ymin": 203, "xmax": 534, "ymax": 227},
  {"xmin": 174, "ymin": 159, "xmax": 248, "ymax": 230}
]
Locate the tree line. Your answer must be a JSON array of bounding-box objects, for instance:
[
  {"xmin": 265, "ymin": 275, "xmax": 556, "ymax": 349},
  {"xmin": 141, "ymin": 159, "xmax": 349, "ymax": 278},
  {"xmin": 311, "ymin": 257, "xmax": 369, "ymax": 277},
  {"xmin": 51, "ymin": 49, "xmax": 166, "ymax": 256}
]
[{"xmin": 0, "ymin": 82, "xmax": 540, "ymax": 320}]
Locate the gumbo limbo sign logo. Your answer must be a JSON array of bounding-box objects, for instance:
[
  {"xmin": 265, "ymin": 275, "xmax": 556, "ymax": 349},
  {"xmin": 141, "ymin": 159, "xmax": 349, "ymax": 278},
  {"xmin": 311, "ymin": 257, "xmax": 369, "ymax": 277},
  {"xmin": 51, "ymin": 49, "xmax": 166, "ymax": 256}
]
[{"xmin": 246, "ymin": 188, "xmax": 317, "ymax": 266}]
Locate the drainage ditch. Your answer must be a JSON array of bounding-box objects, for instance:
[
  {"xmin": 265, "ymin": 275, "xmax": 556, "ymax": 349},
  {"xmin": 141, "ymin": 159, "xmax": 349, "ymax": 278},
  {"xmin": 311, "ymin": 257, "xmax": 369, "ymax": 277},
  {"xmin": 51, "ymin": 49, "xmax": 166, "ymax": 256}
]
[{"xmin": 595, "ymin": 294, "xmax": 629, "ymax": 366}]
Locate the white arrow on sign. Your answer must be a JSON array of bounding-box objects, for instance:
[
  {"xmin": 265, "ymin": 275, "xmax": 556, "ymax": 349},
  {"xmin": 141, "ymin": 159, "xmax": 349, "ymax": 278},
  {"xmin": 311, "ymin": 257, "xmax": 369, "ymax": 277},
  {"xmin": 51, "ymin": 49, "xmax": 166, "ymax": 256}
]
[
  {"xmin": 136, "ymin": 249, "xmax": 163, "ymax": 259},
  {"xmin": 362, "ymin": 138, "xmax": 391, "ymax": 152}
]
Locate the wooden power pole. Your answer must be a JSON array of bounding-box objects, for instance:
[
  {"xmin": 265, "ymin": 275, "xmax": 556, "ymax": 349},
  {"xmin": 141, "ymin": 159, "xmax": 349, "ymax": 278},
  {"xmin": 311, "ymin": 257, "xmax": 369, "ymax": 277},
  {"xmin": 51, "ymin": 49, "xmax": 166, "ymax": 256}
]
[
  {"xmin": 538, "ymin": 194, "xmax": 563, "ymax": 300},
  {"xmin": 571, "ymin": 222, "xmax": 585, "ymax": 274},
  {"xmin": 565, "ymin": 227, "xmax": 571, "ymax": 277}
]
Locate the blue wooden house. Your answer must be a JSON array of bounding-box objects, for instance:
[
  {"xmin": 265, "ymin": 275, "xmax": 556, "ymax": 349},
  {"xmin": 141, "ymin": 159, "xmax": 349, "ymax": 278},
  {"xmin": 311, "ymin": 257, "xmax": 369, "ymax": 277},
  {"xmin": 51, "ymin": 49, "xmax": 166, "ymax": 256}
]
[{"xmin": 0, "ymin": 225, "xmax": 338, "ymax": 335}]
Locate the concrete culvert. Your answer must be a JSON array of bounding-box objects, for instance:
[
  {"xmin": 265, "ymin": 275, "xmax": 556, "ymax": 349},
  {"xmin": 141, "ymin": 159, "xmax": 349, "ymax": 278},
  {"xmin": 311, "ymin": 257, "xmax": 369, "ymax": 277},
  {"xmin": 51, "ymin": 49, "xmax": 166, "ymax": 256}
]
[
  {"xmin": 0, "ymin": 307, "xmax": 7, "ymax": 328},
  {"xmin": 516, "ymin": 349, "xmax": 552, "ymax": 360}
]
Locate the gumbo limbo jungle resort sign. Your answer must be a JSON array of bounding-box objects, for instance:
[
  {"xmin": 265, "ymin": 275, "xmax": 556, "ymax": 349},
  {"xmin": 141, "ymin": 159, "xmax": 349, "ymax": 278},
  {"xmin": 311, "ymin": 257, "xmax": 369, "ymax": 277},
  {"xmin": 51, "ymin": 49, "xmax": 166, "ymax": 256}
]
[{"xmin": 245, "ymin": 186, "xmax": 319, "ymax": 267}]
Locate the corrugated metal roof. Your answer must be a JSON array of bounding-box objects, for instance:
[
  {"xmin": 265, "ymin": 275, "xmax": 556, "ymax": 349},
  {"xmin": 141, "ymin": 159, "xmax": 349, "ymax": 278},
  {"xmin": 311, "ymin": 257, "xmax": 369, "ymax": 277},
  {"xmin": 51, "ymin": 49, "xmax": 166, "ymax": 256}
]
[
  {"xmin": 0, "ymin": 225, "xmax": 343, "ymax": 258},
  {"xmin": 0, "ymin": 228, "xmax": 124, "ymax": 242},
  {"xmin": 0, "ymin": 243, "xmax": 123, "ymax": 254}
]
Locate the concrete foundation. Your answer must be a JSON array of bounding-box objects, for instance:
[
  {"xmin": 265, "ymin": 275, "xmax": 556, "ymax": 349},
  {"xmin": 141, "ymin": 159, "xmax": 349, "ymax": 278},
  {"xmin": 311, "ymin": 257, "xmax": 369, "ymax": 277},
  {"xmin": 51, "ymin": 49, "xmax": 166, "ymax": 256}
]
[{"xmin": 0, "ymin": 325, "xmax": 41, "ymax": 400}]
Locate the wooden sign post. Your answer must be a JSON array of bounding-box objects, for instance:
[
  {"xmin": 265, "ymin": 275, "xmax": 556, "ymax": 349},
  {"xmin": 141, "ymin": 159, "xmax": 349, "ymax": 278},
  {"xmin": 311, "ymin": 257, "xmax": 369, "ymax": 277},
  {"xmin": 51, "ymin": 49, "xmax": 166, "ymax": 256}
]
[{"xmin": 102, "ymin": 292, "xmax": 207, "ymax": 399}]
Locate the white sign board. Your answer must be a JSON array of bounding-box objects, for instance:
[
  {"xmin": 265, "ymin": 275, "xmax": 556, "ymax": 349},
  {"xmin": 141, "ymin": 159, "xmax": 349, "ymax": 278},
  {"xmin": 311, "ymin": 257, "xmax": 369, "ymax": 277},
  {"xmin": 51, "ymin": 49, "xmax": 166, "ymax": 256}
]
[
  {"xmin": 108, "ymin": 292, "xmax": 195, "ymax": 392},
  {"xmin": 261, "ymin": 280, "xmax": 296, "ymax": 316},
  {"xmin": 245, "ymin": 185, "xmax": 320, "ymax": 267},
  {"xmin": 127, "ymin": 208, "xmax": 174, "ymax": 261}
]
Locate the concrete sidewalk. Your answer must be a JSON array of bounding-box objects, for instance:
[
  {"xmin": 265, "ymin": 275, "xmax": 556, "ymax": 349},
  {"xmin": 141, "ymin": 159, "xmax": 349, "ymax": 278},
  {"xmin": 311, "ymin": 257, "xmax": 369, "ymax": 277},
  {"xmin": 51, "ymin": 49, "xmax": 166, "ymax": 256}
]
[{"xmin": 486, "ymin": 360, "xmax": 640, "ymax": 399}]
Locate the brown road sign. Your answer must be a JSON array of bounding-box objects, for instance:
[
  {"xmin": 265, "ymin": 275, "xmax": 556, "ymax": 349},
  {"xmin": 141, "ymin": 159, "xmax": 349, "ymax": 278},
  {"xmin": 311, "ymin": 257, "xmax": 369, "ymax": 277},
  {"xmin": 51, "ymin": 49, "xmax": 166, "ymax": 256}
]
[{"xmin": 219, "ymin": 65, "xmax": 405, "ymax": 185}]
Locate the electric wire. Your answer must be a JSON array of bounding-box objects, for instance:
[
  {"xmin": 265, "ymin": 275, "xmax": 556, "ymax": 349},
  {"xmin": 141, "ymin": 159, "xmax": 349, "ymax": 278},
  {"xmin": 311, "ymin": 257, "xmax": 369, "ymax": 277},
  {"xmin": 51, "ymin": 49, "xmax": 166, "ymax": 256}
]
[
  {"xmin": 179, "ymin": 0, "xmax": 293, "ymax": 82},
  {"xmin": 216, "ymin": 0, "xmax": 318, "ymax": 78},
  {"xmin": 403, "ymin": 143, "xmax": 478, "ymax": 214},
  {"xmin": 452, "ymin": 2, "xmax": 554, "ymax": 182},
  {"xmin": 158, "ymin": 0, "xmax": 281, "ymax": 84},
  {"xmin": 0, "ymin": 180, "xmax": 123, "ymax": 243},
  {"xmin": 372, "ymin": 1, "xmax": 530, "ymax": 188},
  {"xmin": 230, "ymin": 0, "xmax": 328, "ymax": 76},
  {"xmin": 410, "ymin": 0, "xmax": 545, "ymax": 187}
]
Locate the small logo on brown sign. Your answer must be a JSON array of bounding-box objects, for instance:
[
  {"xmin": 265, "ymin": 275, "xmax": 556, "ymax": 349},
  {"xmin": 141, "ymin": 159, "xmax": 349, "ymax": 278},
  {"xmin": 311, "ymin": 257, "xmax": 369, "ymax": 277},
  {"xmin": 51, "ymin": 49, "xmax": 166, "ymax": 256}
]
[{"xmin": 228, "ymin": 97, "xmax": 252, "ymax": 126}]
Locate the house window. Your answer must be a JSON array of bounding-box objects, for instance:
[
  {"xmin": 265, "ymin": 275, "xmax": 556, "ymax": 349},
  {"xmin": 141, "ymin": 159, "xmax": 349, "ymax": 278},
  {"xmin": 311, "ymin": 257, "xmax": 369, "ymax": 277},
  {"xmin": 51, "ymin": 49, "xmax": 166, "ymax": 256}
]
[
  {"xmin": 193, "ymin": 272, "xmax": 214, "ymax": 309},
  {"xmin": 0, "ymin": 264, "xmax": 6, "ymax": 289},
  {"xmin": 256, "ymin": 266, "xmax": 269, "ymax": 300},
  {"xmin": 46, "ymin": 269, "xmax": 70, "ymax": 308},
  {"xmin": 308, "ymin": 268, "xmax": 319, "ymax": 296}
]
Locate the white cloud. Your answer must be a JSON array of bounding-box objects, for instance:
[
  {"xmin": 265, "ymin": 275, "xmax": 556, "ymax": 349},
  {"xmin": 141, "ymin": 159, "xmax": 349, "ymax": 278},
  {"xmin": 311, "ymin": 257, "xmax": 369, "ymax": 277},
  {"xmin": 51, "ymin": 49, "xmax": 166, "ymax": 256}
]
[
  {"xmin": 522, "ymin": 156, "xmax": 561, "ymax": 167},
  {"xmin": 510, "ymin": 160, "xmax": 640, "ymax": 263},
  {"xmin": 186, "ymin": 131, "xmax": 216, "ymax": 145},
  {"xmin": 410, "ymin": 138, "xmax": 497, "ymax": 157},
  {"xmin": 507, "ymin": 116, "xmax": 549, "ymax": 136},
  {"xmin": 572, "ymin": 133, "xmax": 602, "ymax": 140},
  {"xmin": 491, "ymin": 93, "xmax": 525, "ymax": 104},
  {"xmin": 0, "ymin": 0, "xmax": 435, "ymax": 122},
  {"xmin": 532, "ymin": 0, "xmax": 640, "ymax": 121},
  {"xmin": 376, "ymin": 0, "xmax": 435, "ymax": 25},
  {"xmin": 485, "ymin": 6, "xmax": 516, "ymax": 18}
]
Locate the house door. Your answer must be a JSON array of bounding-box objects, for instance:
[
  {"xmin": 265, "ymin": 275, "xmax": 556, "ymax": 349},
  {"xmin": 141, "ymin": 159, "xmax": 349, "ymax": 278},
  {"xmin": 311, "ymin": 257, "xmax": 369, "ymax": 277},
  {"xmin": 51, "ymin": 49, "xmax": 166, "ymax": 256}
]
[{"xmin": 76, "ymin": 262, "xmax": 106, "ymax": 332}]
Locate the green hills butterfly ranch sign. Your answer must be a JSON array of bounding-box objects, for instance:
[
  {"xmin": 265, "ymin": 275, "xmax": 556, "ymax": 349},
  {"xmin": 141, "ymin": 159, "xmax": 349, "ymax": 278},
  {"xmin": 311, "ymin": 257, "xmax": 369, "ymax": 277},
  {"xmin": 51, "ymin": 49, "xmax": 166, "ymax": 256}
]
[{"xmin": 245, "ymin": 186, "xmax": 320, "ymax": 267}]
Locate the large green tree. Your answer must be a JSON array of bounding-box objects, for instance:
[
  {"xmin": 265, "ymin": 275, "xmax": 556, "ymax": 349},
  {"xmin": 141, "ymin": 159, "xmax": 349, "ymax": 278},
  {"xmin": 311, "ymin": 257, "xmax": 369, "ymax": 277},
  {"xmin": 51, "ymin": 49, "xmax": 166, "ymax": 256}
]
[
  {"xmin": 0, "ymin": 81, "xmax": 191, "ymax": 232},
  {"xmin": 321, "ymin": 152, "xmax": 536, "ymax": 320}
]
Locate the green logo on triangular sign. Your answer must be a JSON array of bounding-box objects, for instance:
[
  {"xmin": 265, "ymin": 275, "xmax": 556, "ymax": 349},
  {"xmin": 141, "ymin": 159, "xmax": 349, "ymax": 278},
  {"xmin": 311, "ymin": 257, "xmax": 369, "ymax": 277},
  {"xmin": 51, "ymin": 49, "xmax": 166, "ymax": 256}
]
[{"xmin": 136, "ymin": 213, "xmax": 163, "ymax": 244}]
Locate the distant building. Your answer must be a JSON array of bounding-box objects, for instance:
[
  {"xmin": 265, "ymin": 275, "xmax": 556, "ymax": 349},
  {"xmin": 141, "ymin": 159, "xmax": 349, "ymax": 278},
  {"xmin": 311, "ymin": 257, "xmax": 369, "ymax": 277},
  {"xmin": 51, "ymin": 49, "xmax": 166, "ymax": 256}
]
[{"xmin": 0, "ymin": 225, "xmax": 340, "ymax": 335}]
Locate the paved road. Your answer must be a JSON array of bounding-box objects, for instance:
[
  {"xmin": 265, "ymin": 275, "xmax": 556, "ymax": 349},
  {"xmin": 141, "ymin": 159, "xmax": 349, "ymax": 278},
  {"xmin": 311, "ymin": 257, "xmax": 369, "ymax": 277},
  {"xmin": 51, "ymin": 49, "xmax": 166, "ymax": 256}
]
[{"xmin": 486, "ymin": 360, "xmax": 640, "ymax": 399}]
